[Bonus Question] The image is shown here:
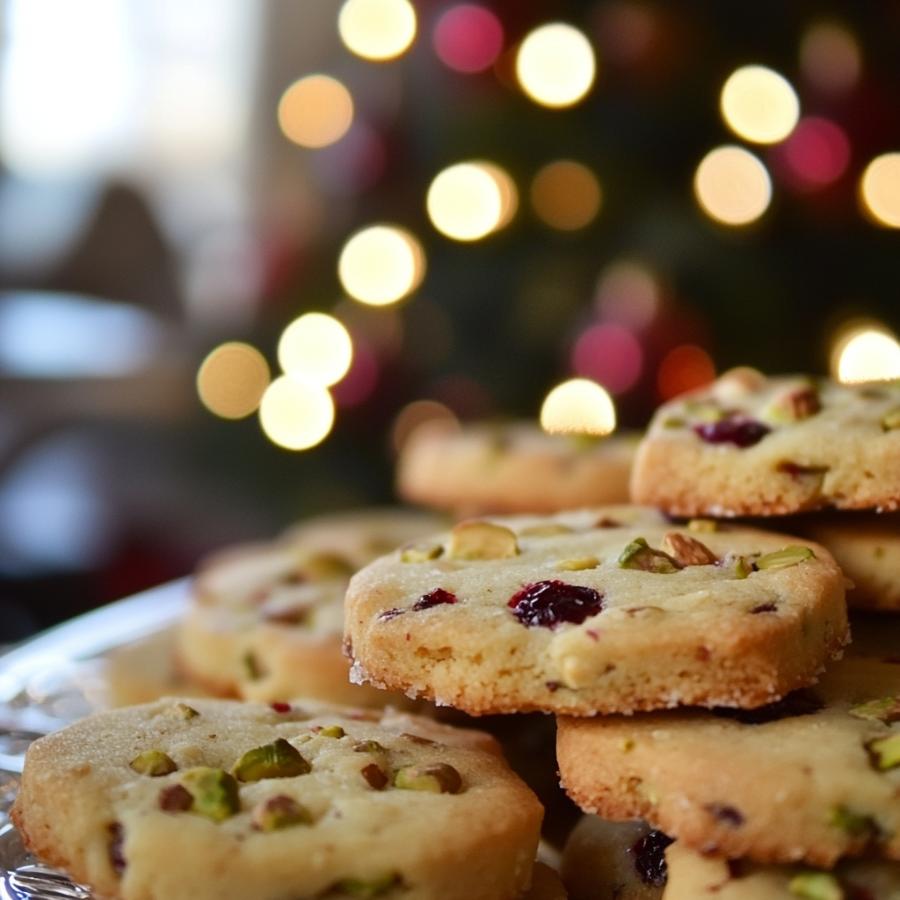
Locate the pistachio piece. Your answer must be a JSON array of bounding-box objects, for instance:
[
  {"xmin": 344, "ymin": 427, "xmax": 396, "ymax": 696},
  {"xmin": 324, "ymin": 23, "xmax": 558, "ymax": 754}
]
[
  {"xmin": 353, "ymin": 739, "xmax": 386, "ymax": 754},
  {"xmin": 301, "ymin": 552, "xmax": 356, "ymax": 581},
  {"xmin": 788, "ymin": 872, "xmax": 844, "ymax": 900},
  {"xmin": 617, "ymin": 538, "xmax": 682, "ymax": 574},
  {"xmin": 361, "ymin": 763, "xmax": 389, "ymax": 790},
  {"xmin": 828, "ymin": 804, "xmax": 877, "ymax": 837},
  {"xmin": 882, "ymin": 408, "xmax": 900, "ymax": 431},
  {"xmin": 687, "ymin": 518, "xmax": 718, "ymax": 533},
  {"xmin": 849, "ymin": 696, "xmax": 900, "ymax": 723},
  {"xmin": 722, "ymin": 553, "xmax": 754, "ymax": 579},
  {"xmin": 661, "ymin": 416, "xmax": 685, "ymax": 429},
  {"xmin": 400, "ymin": 544, "xmax": 443, "ymax": 563},
  {"xmin": 181, "ymin": 768, "xmax": 240, "ymax": 822},
  {"xmin": 251, "ymin": 794, "xmax": 311, "ymax": 831},
  {"xmin": 765, "ymin": 386, "xmax": 821, "ymax": 423},
  {"xmin": 170, "ymin": 702, "xmax": 199, "ymax": 720},
  {"xmin": 318, "ymin": 725, "xmax": 346, "ymax": 739},
  {"xmin": 662, "ymin": 532, "xmax": 718, "ymax": 567},
  {"xmin": 242, "ymin": 651, "xmax": 263, "ymax": 681},
  {"xmin": 393, "ymin": 763, "xmax": 462, "ymax": 794},
  {"xmin": 556, "ymin": 556, "xmax": 599, "ymax": 572},
  {"xmin": 867, "ymin": 734, "xmax": 900, "ymax": 771},
  {"xmin": 520, "ymin": 523, "xmax": 574, "ymax": 537},
  {"xmin": 130, "ymin": 750, "xmax": 177, "ymax": 777},
  {"xmin": 332, "ymin": 873, "xmax": 401, "ymax": 898},
  {"xmin": 685, "ymin": 401, "xmax": 726, "ymax": 423},
  {"xmin": 232, "ymin": 738, "xmax": 311, "ymax": 782},
  {"xmin": 756, "ymin": 546, "xmax": 815, "ymax": 570},
  {"xmin": 448, "ymin": 520, "xmax": 519, "ymax": 560}
]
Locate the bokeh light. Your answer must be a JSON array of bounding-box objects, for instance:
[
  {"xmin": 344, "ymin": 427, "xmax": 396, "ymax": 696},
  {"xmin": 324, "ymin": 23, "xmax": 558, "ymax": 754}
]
[
  {"xmin": 338, "ymin": 0, "xmax": 417, "ymax": 61},
  {"xmin": 860, "ymin": 153, "xmax": 900, "ymax": 228},
  {"xmin": 775, "ymin": 117, "xmax": 850, "ymax": 191},
  {"xmin": 571, "ymin": 323, "xmax": 643, "ymax": 394},
  {"xmin": 694, "ymin": 145, "xmax": 772, "ymax": 226},
  {"xmin": 197, "ymin": 342, "xmax": 270, "ymax": 420},
  {"xmin": 515, "ymin": 23, "xmax": 596, "ymax": 109},
  {"xmin": 720, "ymin": 65, "xmax": 800, "ymax": 144},
  {"xmin": 259, "ymin": 376, "xmax": 335, "ymax": 450},
  {"xmin": 540, "ymin": 378, "xmax": 616, "ymax": 436},
  {"xmin": 278, "ymin": 313, "xmax": 353, "ymax": 387},
  {"xmin": 800, "ymin": 22, "xmax": 862, "ymax": 96},
  {"xmin": 426, "ymin": 161, "xmax": 517, "ymax": 241},
  {"xmin": 833, "ymin": 327, "xmax": 900, "ymax": 383},
  {"xmin": 391, "ymin": 399, "xmax": 461, "ymax": 454},
  {"xmin": 594, "ymin": 261, "xmax": 660, "ymax": 329},
  {"xmin": 338, "ymin": 225, "xmax": 426, "ymax": 305},
  {"xmin": 433, "ymin": 5, "xmax": 504, "ymax": 74},
  {"xmin": 530, "ymin": 160, "xmax": 602, "ymax": 230},
  {"xmin": 657, "ymin": 344, "xmax": 716, "ymax": 400},
  {"xmin": 277, "ymin": 75, "xmax": 354, "ymax": 149}
]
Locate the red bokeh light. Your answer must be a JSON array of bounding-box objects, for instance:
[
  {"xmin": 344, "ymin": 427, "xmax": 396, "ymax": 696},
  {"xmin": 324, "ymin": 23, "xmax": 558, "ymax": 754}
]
[
  {"xmin": 433, "ymin": 4, "xmax": 504, "ymax": 74},
  {"xmin": 572, "ymin": 323, "xmax": 643, "ymax": 395},
  {"xmin": 773, "ymin": 117, "xmax": 851, "ymax": 192},
  {"xmin": 657, "ymin": 344, "xmax": 715, "ymax": 400},
  {"xmin": 332, "ymin": 339, "xmax": 379, "ymax": 407}
]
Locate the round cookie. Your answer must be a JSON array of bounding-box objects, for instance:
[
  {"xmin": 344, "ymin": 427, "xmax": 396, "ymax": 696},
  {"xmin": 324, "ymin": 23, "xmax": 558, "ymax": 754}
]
[
  {"xmin": 793, "ymin": 513, "xmax": 900, "ymax": 613},
  {"xmin": 397, "ymin": 420, "xmax": 637, "ymax": 515},
  {"xmin": 177, "ymin": 509, "xmax": 442, "ymax": 705},
  {"xmin": 12, "ymin": 697, "xmax": 542, "ymax": 900},
  {"xmin": 345, "ymin": 506, "xmax": 847, "ymax": 715},
  {"xmin": 557, "ymin": 628, "xmax": 900, "ymax": 866},
  {"xmin": 631, "ymin": 367, "xmax": 900, "ymax": 516},
  {"xmin": 525, "ymin": 862, "xmax": 568, "ymax": 900}
]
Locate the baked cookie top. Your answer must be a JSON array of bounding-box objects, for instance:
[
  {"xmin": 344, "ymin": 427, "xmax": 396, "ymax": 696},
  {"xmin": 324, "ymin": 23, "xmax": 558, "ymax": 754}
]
[
  {"xmin": 345, "ymin": 506, "xmax": 847, "ymax": 715},
  {"xmin": 557, "ymin": 627, "xmax": 900, "ymax": 866},
  {"xmin": 12, "ymin": 698, "xmax": 542, "ymax": 900},
  {"xmin": 397, "ymin": 420, "xmax": 637, "ymax": 514},
  {"xmin": 631, "ymin": 367, "xmax": 900, "ymax": 516}
]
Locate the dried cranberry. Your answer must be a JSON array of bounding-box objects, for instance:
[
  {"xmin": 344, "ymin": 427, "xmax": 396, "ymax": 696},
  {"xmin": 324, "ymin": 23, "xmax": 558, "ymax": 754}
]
[
  {"xmin": 107, "ymin": 822, "xmax": 126, "ymax": 874},
  {"xmin": 693, "ymin": 416, "xmax": 770, "ymax": 448},
  {"xmin": 705, "ymin": 803, "xmax": 745, "ymax": 827},
  {"xmin": 158, "ymin": 784, "xmax": 193, "ymax": 812},
  {"xmin": 270, "ymin": 701, "xmax": 291, "ymax": 713},
  {"xmin": 712, "ymin": 689, "xmax": 823, "ymax": 724},
  {"xmin": 726, "ymin": 860, "xmax": 747, "ymax": 879},
  {"xmin": 749, "ymin": 602, "xmax": 777, "ymax": 614},
  {"xmin": 412, "ymin": 588, "xmax": 458, "ymax": 611},
  {"xmin": 628, "ymin": 830, "xmax": 673, "ymax": 887},
  {"xmin": 361, "ymin": 763, "xmax": 389, "ymax": 790},
  {"xmin": 508, "ymin": 580, "xmax": 604, "ymax": 628}
]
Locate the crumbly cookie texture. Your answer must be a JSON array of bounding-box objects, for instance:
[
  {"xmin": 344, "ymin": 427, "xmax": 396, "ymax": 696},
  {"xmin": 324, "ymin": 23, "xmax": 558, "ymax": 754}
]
[
  {"xmin": 557, "ymin": 627, "xmax": 900, "ymax": 866},
  {"xmin": 664, "ymin": 842, "xmax": 900, "ymax": 899},
  {"xmin": 631, "ymin": 367, "xmax": 900, "ymax": 516},
  {"xmin": 12, "ymin": 697, "xmax": 541, "ymax": 900},
  {"xmin": 176, "ymin": 509, "xmax": 442, "ymax": 706},
  {"xmin": 344, "ymin": 506, "xmax": 847, "ymax": 715},
  {"xmin": 793, "ymin": 513, "xmax": 900, "ymax": 612},
  {"xmin": 397, "ymin": 420, "xmax": 637, "ymax": 515}
]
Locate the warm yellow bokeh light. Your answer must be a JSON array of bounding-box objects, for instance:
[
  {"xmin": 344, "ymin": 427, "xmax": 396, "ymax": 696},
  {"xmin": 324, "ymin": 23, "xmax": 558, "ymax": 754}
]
[
  {"xmin": 277, "ymin": 75, "xmax": 354, "ymax": 149},
  {"xmin": 338, "ymin": 0, "xmax": 417, "ymax": 61},
  {"xmin": 694, "ymin": 145, "xmax": 772, "ymax": 226},
  {"xmin": 540, "ymin": 378, "xmax": 617, "ymax": 436},
  {"xmin": 515, "ymin": 23, "xmax": 596, "ymax": 109},
  {"xmin": 197, "ymin": 342, "xmax": 270, "ymax": 420},
  {"xmin": 259, "ymin": 375, "xmax": 335, "ymax": 450},
  {"xmin": 720, "ymin": 65, "xmax": 800, "ymax": 144},
  {"xmin": 426, "ymin": 161, "xmax": 517, "ymax": 241},
  {"xmin": 860, "ymin": 153, "xmax": 900, "ymax": 228},
  {"xmin": 338, "ymin": 225, "xmax": 425, "ymax": 306},
  {"xmin": 531, "ymin": 160, "xmax": 602, "ymax": 230},
  {"xmin": 834, "ymin": 328, "xmax": 900, "ymax": 384},
  {"xmin": 278, "ymin": 313, "xmax": 353, "ymax": 387}
]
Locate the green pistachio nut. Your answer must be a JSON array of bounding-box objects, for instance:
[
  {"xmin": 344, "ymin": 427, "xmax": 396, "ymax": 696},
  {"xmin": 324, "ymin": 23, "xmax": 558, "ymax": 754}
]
[
  {"xmin": 180, "ymin": 767, "xmax": 240, "ymax": 822},
  {"xmin": 301, "ymin": 552, "xmax": 356, "ymax": 581},
  {"xmin": 687, "ymin": 518, "xmax": 718, "ymax": 533},
  {"xmin": 764, "ymin": 386, "xmax": 821, "ymax": 424},
  {"xmin": 661, "ymin": 416, "xmax": 686, "ymax": 429},
  {"xmin": 788, "ymin": 871, "xmax": 844, "ymax": 900},
  {"xmin": 448, "ymin": 520, "xmax": 519, "ymax": 560},
  {"xmin": 556, "ymin": 556, "xmax": 599, "ymax": 572},
  {"xmin": 393, "ymin": 763, "xmax": 462, "ymax": 794},
  {"xmin": 828, "ymin": 804, "xmax": 877, "ymax": 837},
  {"xmin": 849, "ymin": 696, "xmax": 900, "ymax": 724},
  {"xmin": 242, "ymin": 651, "xmax": 263, "ymax": 681},
  {"xmin": 318, "ymin": 725, "xmax": 346, "ymax": 739},
  {"xmin": 519, "ymin": 523, "xmax": 574, "ymax": 537},
  {"xmin": 867, "ymin": 734, "xmax": 900, "ymax": 771},
  {"xmin": 617, "ymin": 538, "xmax": 682, "ymax": 574},
  {"xmin": 251, "ymin": 794, "xmax": 311, "ymax": 831},
  {"xmin": 232, "ymin": 738, "xmax": 311, "ymax": 782},
  {"xmin": 400, "ymin": 544, "xmax": 443, "ymax": 563},
  {"xmin": 881, "ymin": 408, "xmax": 900, "ymax": 432},
  {"xmin": 332, "ymin": 873, "xmax": 401, "ymax": 898},
  {"xmin": 685, "ymin": 401, "xmax": 725, "ymax": 424},
  {"xmin": 129, "ymin": 750, "xmax": 177, "ymax": 777},
  {"xmin": 171, "ymin": 702, "xmax": 199, "ymax": 720},
  {"xmin": 352, "ymin": 740, "xmax": 386, "ymax": 754},
  {"xmin": 756, "ymin": 546, "xmax": 815, "ymax": 571}
]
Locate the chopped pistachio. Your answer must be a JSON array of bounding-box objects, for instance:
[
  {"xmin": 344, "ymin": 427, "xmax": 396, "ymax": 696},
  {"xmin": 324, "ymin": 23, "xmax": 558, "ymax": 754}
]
[
  {"xmin": 519, "ymin": 523, "xmax": 574, "ymax": 537},
  {"xmin": 352, "ymin": 740, "xmax": 386, "ymax": 754},
  {"xmin": 170, "ymin": 702, "xmax": 199, "ymax": 720},
  {"xmin": 393, "ymin": 763, "xmax": 462, "ymax": 794},
  {"xmin": 687, "ymin": 518, "xmax": 718, "ymax": 533},
  {"xmin": 318, "ymin": 725, "xmax": 346, "ymax": 739},
  {"xmin": 556, "ymin": 556, "xmax": 600, "ymax": 572},
  {"xmin": 447, "ymin": 521, "xmax": 519, "ymax": 561},
  {"xmin": 788, "ymin": 871, "xmax": 844, "ymax": 900},
  {"xmin": 867, "ymin": 734, "xmax": 900, "ymax": 771},
  {"xmin": 882, "ymin": 408, "xmax": 900, "ymax": 432},
  {"xmin": 617, "ymin": 538, "xmax": 682, "ymax": 574},
  {"xmin": 764, "ymin": 386, "xmax": 821, "ymax": 424},
  {"xmin": 332, "ymin": 874, "xmax": 401, "ymax": 898},
  {"xmin": 661, "ymin": 416, "xmax": 686, "ymax": 429},
  {"xmin": 301, "ymin": 552, "xmax": 356, "ymax": 581},
  {"xmin": 728, "ymin": 554, "xmax": 755, "ymax": 579},
  {"xmin": 232, "ymin": 738, "xmax": 311, "ymax": 782},
  {"xmin": 662, "ymin": 532, "xmax": 718, "ymax": 567},
  {"xmin": 400, "ymin": 544, "xmax": 443, "ymax": 563},
  {"xmin": 251, "ymin": 795, "xmax": 311, "ymax": 831},
  {"xmin": 849, "ymin": 696, "xmax": 900, "ymax": 724},
  {"xmin": 828, "ymin": 804, "xmax": 877, "ymax": 837},
  {"xmin": 685, "ymin": 401, "xmax": 726, "ymax": 423},
  {"xmin": 181, "ymin": 768, "xmax": 240, "ymax": 822},
  {"xmin": 130, "ymin": 750, "xmax": 177, "ymax": 777},
  {"xmin": 620, "ymin": 738, "xmax": 635, "ymax": 753},
  {"xmin": 756, "ymin": 546, "xmax": 815, "ymax": 571},
  {"xmin": 242, "ymin": 651, "xmax": 263, "ymax": 681}
]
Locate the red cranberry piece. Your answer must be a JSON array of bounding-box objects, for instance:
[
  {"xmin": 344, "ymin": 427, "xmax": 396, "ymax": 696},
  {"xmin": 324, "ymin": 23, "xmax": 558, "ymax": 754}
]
[
  {"xmin": 508, "ymin": 580, "xmax": 604, "ymax": 628},
  {"xmin": 270, "ymin": 701, "xmax": 291, "ymax": 713},
  {"xmin": 749, "ymin": 602, "xmax": 777, "ymax": 614},
  {"xmin": 412, "ymin": 588, "xmax": 458, "ymax": 611},
  {"xmin": 628, "ymin": 830, "xmax": 673, "ymax": 887},
  {"xmin": 107, "ymin": 822, "xmax": 126, "ymax": 874},
  {"xmin": 693, "ymin": 416, "xmax": 770, "ymax": 448},
  {"xmin": 158, "ymin": 784, "xmax": 193, "ymax": 812},
  {"xmin": 704, "ymin": 803, "xmax": 745, "ymax": 827}
]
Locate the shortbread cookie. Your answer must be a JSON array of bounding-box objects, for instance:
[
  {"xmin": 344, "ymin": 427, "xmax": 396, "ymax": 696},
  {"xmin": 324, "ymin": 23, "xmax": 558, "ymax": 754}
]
[
  {"xmin": 665, "ymin": 842, "xmax": 900, "ymax": 899},
  {"xmin": 397, "ymin": 421, "xmax": 637, "ymax": 514},
  {"xmin": 526, "ymin": 862, "xmax": 568, "ymax": 900},
  {"xmin": 557, "ymin": 630, "xmax": 900, "ymax": 865},
  {"xmin": 794, "ymin": 513, "xmax": 900, "ymax": 612},
  {"xmin": 12, "ymin": 697, "xmax": 542, "ymax": 900},
  {"xmin": 345, "ymin": 506, "xmax": 847, "ymax": 715},
  {"xmin": 631, "ymin": 367, "xmax": 900, "ymax": 516},
  {"xmin": 177, "ymin": 509, "xmax": 441, "ymax": 705}
]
